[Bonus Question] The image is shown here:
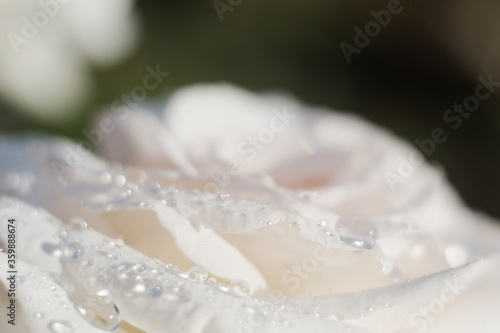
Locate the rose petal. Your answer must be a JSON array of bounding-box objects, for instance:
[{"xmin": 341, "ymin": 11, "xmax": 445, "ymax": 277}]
[{"xmin": 0, "ymin": 255, "xmax": 108, "ymax": 333}]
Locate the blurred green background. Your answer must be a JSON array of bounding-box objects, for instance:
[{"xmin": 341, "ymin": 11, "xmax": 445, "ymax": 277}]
[{"xmin": 1, "ymin": 0, "xmax": 499, "ymax": 217}]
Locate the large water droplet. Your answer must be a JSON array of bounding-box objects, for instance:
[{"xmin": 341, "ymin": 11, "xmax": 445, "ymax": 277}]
[
  {"xmin": 114, "ymin": 175, "xmax": 126, "ymax": 187},
  {"xmin": 187, "ymin": 266, "xmax": 209, "ymax": 283},
  {"xmin": 91, "ymin": 304, "xmax": 121, "ymax": 331},
  {"xmin": 75, "ymin": 293, "xmax": 121, "ymax": 332}
]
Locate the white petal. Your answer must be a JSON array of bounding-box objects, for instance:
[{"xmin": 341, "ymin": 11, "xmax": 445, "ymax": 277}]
[
  {"xmin": 97, "ymin": 111, "xmax": 196, "ymax": 173},
  {"xmin": 153, "ymin": 202, "xmax": 268, "ymax": 293},
  {"xmin": 0, "ymin": 255, "xmax": 108, "ymax": 333}
]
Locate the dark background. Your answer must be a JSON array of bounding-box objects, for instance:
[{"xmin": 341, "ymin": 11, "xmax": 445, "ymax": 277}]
[{"xmin": 1, "ymin": 0, "xmax": 499, "ymax": 218}]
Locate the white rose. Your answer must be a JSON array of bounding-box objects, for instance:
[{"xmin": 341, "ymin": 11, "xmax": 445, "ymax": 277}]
[{"xmin": 0, "ymin": 84, "xmax": 499, "ymax": 333}]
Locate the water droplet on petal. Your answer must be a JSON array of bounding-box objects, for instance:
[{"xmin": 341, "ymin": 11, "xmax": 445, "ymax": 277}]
[
  {"xmin": 96, "ymin": 289, "xmax": 113, "ymax": 305},
  {"xmin": 133, "ymin": 264, "xmax": 147, "ymax": 273},
  {"xmin": 362, "ymin": 237, "xmax": 375, "ymax": 250},
  {"xmin": 206, "ymin": 277, "xmax": 217, "ymax": 284},
  {"xmin": 75, "ymin": 293, "xmax": 121, "ymax": 332},
  {"xmin": 164, "ymin": 198, "xmax": 177, "ymax": 207},
  {"xmin": 149, "ymin": 285, "xmax": 163, "ymax": 297},
  {"xmin": 112, "ymin": 188, "xmax": 132, "ymax": 203},
  {"xmin": 230, "ymin": 279, "xmax": 250, "ymax": 297},
  {"xmin": 381, "ymin": 260, "xmax": 394, "ymax": 274},
  {"xmin": 49, "ymin": 320, "xmax": 78, "ymax": 333},
  {"xmin": 76, "ymin": 305, "xmax": 87, "ymax": 317},
  {"xmin": 59, "ymin": 230, "xmax": 68, "ymax": 239},
  {"xmin": 148, "ymin": 181, "xmax": 163, "ymax": 194},
  {"xmin": 91, "ymin": 304, "xmax": 121, "ymax": 331},
  {"xmin": 187, "ymin": 266, "xmax": 209, "ymax": 283},
  {"xmin": 115, "ymin": 175, "xmax": 126, "ymax": 187},
  {"xmin": 219, "ymin": 191, "xmax": 230, "ymax": 201},
  {"xmin": 70, "ymin": 218, "xmax": 88, "ymax": 232},
  {"xmin": 64, "ymin": 241, "xmax": 84, "ymax": 259},
  {"xmin": 179, "ymin": 290, "xmax": 191, "ymax": 303},
  {"xmin": 317, "ymin": 220, "xmax": 327, "ymax": 227},
  {"xmin": 340, "ymin": 236, "xmax": 364, "ymax": 249}
]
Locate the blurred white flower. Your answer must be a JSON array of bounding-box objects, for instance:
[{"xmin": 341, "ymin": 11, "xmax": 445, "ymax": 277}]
[
  {"xmin": 0, "ymin": 84, "xmax": 499, "ymax": 332},
  {"xmin": 0, "ymin": 0, "xmax": 140, "ymax": 125}
]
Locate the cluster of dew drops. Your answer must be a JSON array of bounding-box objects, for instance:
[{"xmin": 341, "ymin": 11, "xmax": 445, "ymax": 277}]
[
  {"xmin": 12, "ymin": 168, "xmax": 468, "ymax": 332},
  {"xmin": 34, "ymin": 210, "xmax": 255, "ymax": 333}
]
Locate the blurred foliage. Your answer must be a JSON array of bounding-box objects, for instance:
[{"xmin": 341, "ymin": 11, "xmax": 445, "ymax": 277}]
[{"xmin": 1, "ymin": 0, "xmax": 499, "ymax": 217}]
